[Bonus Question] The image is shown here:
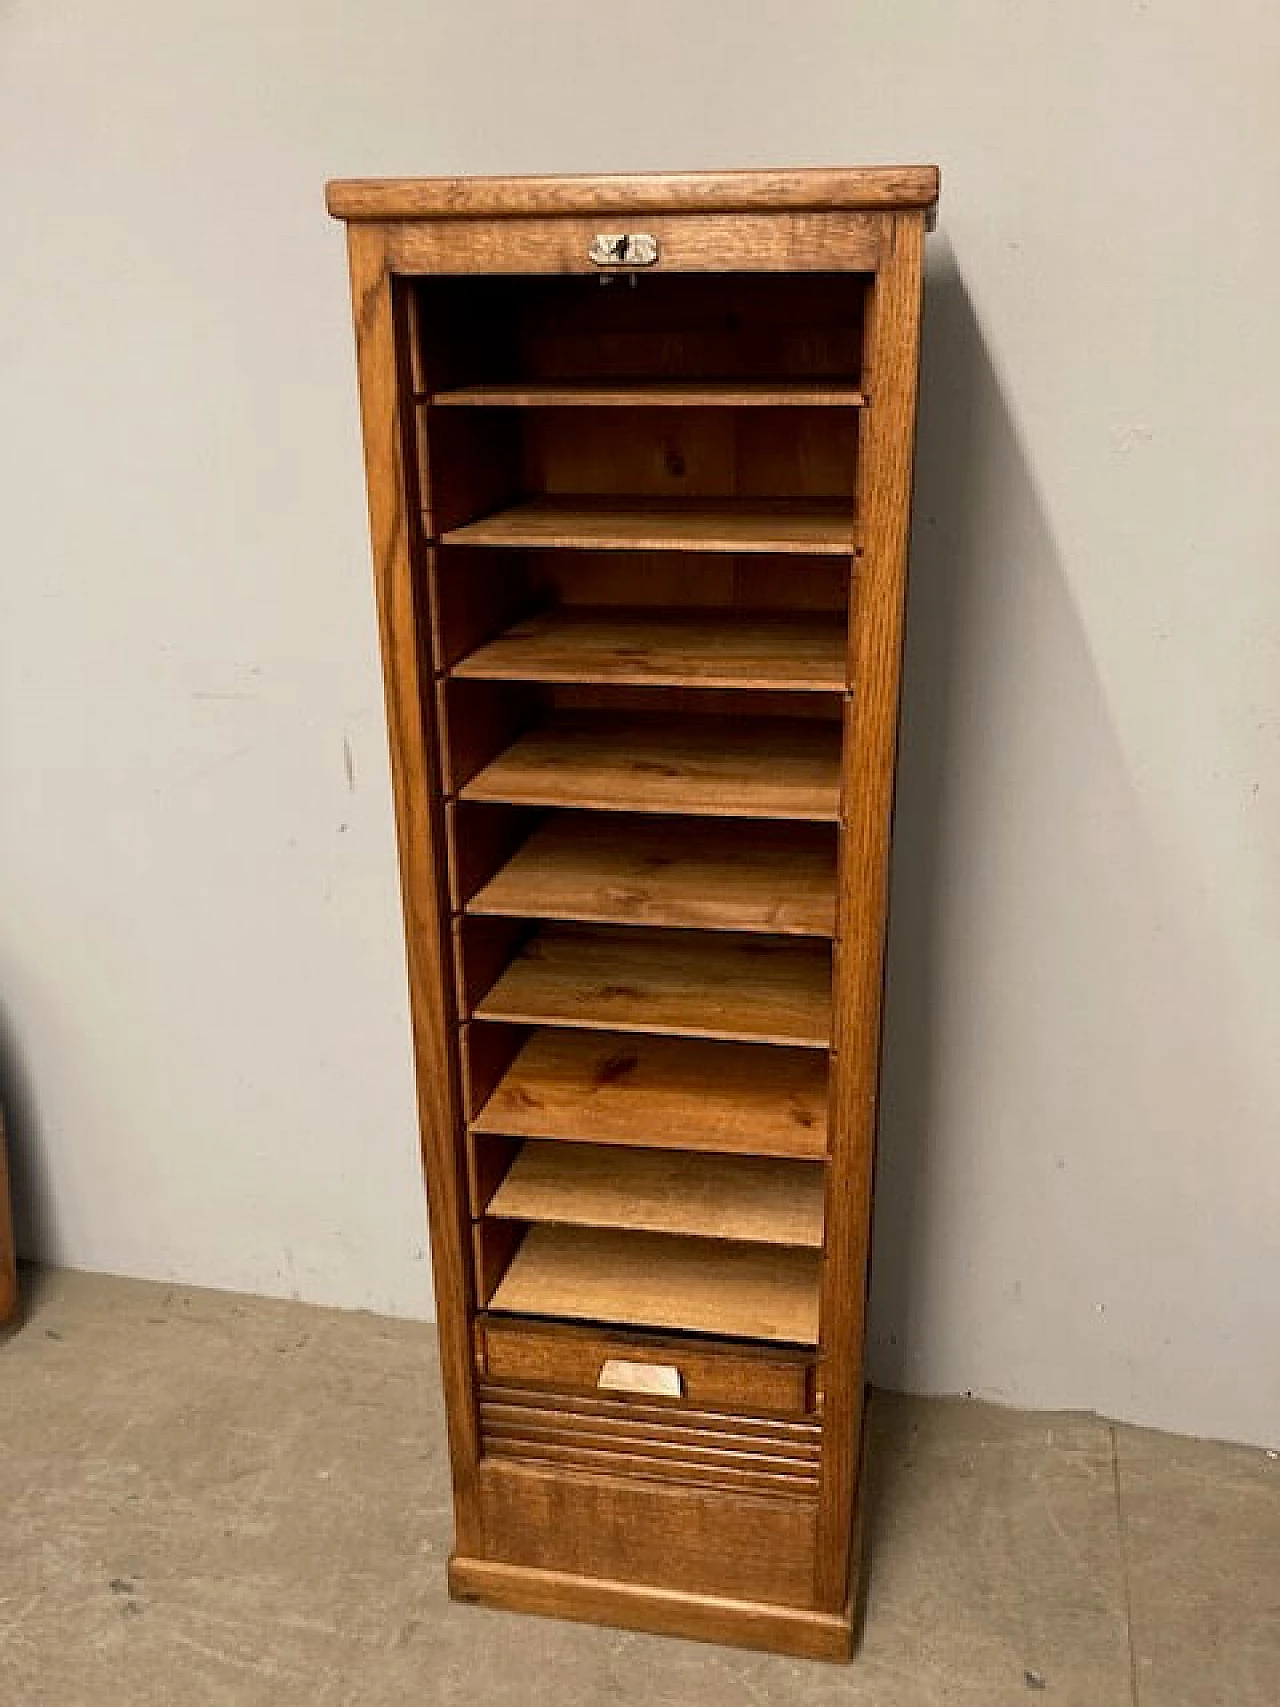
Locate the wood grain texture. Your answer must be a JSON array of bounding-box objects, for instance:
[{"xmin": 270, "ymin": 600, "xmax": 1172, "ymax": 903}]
[
  {"xmin": 479, "ymin": 1390, "xmax": 819, "ymax": 1496},
  {"xmin": 458, "ymin": 1020, "xmax": 525, "ymax": 1122},
  {"xmin": 427, "ymin": 550, "xmax": 535, "ymax": 676},
  {"xmin": 440, "ymin": 495, "xmax": 859, "ymax": 555},
  {"xmin": 343, "ymin": 226, "xmax": 482, "ymax": 1547},
  {"xmin": 453, "ymin": 914, "xmax": 525, "ymax": 1016},
  {"xmin": 448, "ymin": 1556, "xmax": 851, "ymax": 1661},
  {"xmin": 489, "ymin": 1225, "xmax": 821, "ymax": 1345},
  {"xmin": 415, "ymin": 409, "xmax": 521, "ymax": 538},
  {"xmin": 473, "ymin": 1458, "xmax": 820, "ymax": 1608},
  {"xmin": 479, "ymin": 1318, "xmax": 814, "ymax": 1417},
  {"xmin": 468, "ymin": 1131, "xmax": 521, "ymax": 1218},
  {"xmin": 452, "ymin": 606, "xmax": 847, "ymax": 691},
  {"xmin": 518, "ymin": 554, "xmax": 851, "ymax": 613},
  {"xmin": 519, "ymin": 406, "xmax": 856, "ymax": 506},
  {"xmin": 479, "ymin": 1386, "xmax": 820, "ymax": 1445},
  {"xmin": 479, "ymin": 1436, "xmax": 814, "ymax": 1501},
  {"xmin": 431, "ymin": 380, "xmax": 866, "ymax": 408},
  {"xmin": 383, "ymin": 213, "xmax": 882, "ymax": 277},
  {"xmin": 445, "ymin": 801, "xmax": 536, "ymax": 915},
  {"xmin": 472, "ymin": 1029, "xmax": 828, "ymax": 1159},
  {"xmin": 487, "ymin": 1141, "xmax": 825, "ymax": 1247},
  {"xmin": 472, "ymin": 925, "xmax": 833, "ymax": 1048},
  {"xmin": 327, "ymin": 165, "xmax": 939, "ymax": 220},
  {"xmin": 467, "ymin": 814, "xmax": 838, "ymax": 937},
  {"xmin": 436, "ymin": 679, "xmax": 536, "ymax": 797},
  {"xmin": 415, "ymin": 271, "xmax": 865, "ymax": 390},
  {"xmin": 0, "ymin": 1111, "xmax": 16, "ymax": 1325},
  {"xmin": 460, "ymin": 711, "xmax": 842, "ymax": 820},
  {"xmin": 817, "ymin": 211, "xmax": 928, "ymax": 1609},
  {"xmin": 473, "ymin": 1216, "xmax": 524, "ymax": 1310}
]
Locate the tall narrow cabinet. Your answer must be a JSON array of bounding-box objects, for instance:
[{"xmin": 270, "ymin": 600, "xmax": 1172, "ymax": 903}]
[{"xmin": 327, "ymin": 166, "xmax": 939, "ymax": 1660}]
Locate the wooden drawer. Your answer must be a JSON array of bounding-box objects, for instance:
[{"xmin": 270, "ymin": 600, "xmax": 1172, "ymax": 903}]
[{"xmin": 478, "ymin": 1315, "xmax": 817, "ymax": 1420}]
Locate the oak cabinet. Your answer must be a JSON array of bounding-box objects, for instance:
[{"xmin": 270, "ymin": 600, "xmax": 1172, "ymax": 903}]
[{"xmin": 328, "ymin": 165, "xmax": 938, "ymax": 1660}]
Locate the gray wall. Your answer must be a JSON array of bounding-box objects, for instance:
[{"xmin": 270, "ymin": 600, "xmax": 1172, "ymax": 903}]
[{"xmin": 1, "ymin": 2, "xmax": 1276, "ymax": 1446}]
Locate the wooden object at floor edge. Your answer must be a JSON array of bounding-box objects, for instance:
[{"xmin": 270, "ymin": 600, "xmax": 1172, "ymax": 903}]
[
  {"xmin": 0, "ymin": 1111, "xmax": 17, "ymax": 1324},
  {"xmin": 329, "ymin": 165, "xmax": 939, "ymax": 1658}
]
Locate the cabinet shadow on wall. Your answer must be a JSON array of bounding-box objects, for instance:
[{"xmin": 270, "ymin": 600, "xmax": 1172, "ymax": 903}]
[
  {"xmin": 0, "ymin": 998, "xmax": 56, "ymax": 1325},
  {"xmin": 859, "ymin": 243, "xmax": 1069, "ymax": 1602}
]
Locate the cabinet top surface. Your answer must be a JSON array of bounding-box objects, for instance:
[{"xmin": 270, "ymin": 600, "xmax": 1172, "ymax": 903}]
[{"xmin": 325, "ymin": 165, "xmax": 939, "ymax": 223}]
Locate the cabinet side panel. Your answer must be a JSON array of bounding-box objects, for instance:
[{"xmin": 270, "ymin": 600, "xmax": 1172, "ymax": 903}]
[
  {"xmin": 818, "ymin": 211, "xmax": 927, "ymax": 1607},
  {"xmin": 344, "ymin": 225, "xmax": 481, "ymax": 1547}
]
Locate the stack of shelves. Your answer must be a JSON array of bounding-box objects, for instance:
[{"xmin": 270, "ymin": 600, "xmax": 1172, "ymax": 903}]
[{"xmin": 408, "ymin": 269, "xmax": 862, "ymax": 1357}]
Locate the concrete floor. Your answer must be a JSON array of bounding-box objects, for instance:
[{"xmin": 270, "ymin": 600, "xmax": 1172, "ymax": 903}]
[{"xmin": 0, "ymin": 1271, "xmax": 1275, "ymax": 1706}]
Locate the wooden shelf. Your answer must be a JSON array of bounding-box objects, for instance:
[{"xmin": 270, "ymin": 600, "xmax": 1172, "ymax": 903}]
[
  {"xmin": 473, "ymin": 926, "xmax": 832, "ymax": 1048},
  {"xmin": 430, "ymin": 381, "xmax": 866, "ymax": 408},
  {"xmin": 488, "ymin": 1142, "xmax": 826, "ymax": 1248},
  {"xmin": 468, "ymin": 815, "xmax": 837, "ymax": 937},
  {"xmin": 452, "ymin": 607, "xmax": 847, "ymax": 691},
  {"xmin": 460, "ymin": 712, "xmax": 842, "ymax": 821},
  {"xmin": 472, "ymin": 1030, "xmax": 827, "ymax": 1159},
  {"xmin": 488, "ymin": 1225, "xmax": 821, "ymax": 1345},
  {"xmin": 439, "ymin": 495, "xmax": 859, "ymax": 555}
]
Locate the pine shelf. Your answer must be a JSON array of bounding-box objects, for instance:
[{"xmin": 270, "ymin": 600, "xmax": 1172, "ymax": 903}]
[
  {"xmin": 467, "ymin": 814, "xmax": 837, "ymax": 937},
  {"xmin": 459, "ymin": 712, "xmax": 842, "ymax": 820},
  {"xmin": 488, "ymin": 1141, "xmax": 826, "ymax": 1248},
  {"xmin": 452, "ymin": 606, "xmax": 847, "ymax": 691},
  {"xmin": 471, "ymin": 1029, "xmax": 829, "ymax": 1159},
  {"xmin": 488, "ymin": 1224, "xmax": 822, "ymax": 1346},
  {"xmin": 430, "ymin": 380, "xmax": 866, "ymax": 408},
  {"xmin": 439, "ymin": 495, "xmax": 860, "ymax": 555},
  {"xmin": 472, "ymin": 924, "xmax": 832, "ymax": 1048}
]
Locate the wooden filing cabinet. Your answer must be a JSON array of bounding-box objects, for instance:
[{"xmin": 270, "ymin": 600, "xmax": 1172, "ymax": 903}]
[{"xmin": 327, "ymin": 165, "xmax": 939, "ymax": 1660}]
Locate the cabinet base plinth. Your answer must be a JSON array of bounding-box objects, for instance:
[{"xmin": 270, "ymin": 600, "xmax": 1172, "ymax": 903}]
[{"xmin": 448, "ymin": 1555, "xmax": 853, "ymax": 1661}]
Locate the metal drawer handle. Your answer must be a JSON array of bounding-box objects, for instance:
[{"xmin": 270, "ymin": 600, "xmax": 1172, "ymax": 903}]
[
  {"xmin": 597, "ymin": 1357, "xmax": 682, "ymax": 1398},
  {"xmin": 589, "ymin": 232, "xmax": 659, "ymax": 267}
]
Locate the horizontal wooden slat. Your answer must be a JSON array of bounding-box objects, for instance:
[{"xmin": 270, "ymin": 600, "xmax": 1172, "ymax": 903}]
[
  {"xmin": 431, "ymin": 381, "xmax": 865, "ymax": 408},
  {"xmin": 472, "ymin": 1029, "xmax": 828, "ymax": 1159},
  {"xmin": 477, "ymin": 1377, "xmax": 820, "ymax": 1440},
  {"xmin": 468, "ymin": 815, "xmax": 837, "ymax": 937},
  {"xmin": 327, "ymin": 165, "xmax": 940, "ymax": 221},
  {"xmin": 489, "ymin": 1225, "xmax": 821, "ymax": 1345},
  {"xmin": 484, "ymin": 1425, "xmax": 816, "ymax": 1485},
  {"xmin": 479, "ymin": 1435, "xmax": 816, "ymax": 1500},
  {"xmin": 459, "ymin": 712, "xmax": 842, "ymax": 820},
  {"xmin": 488, "ymin": 1142, "xmax": 826, "ymax": 1247},
  {"xmin": 472, "ymin": 925, "xmax": 832, "ymax": 1048},
  {"xmin": 482, "ymin": 1400, "xmax": 819, "ymax": 1466},
  {"xmin": 449, "ymin": 1554, "xmax": 850, "ymax": 1661},
  {"xmin": 387, "ymin": 213, "xmax": 881, "ymax": 279},
  {"xmin": 439, "ymin": 496, "xmax": 858, "ymax": 555},
  {"xmin": 452, "ymin": 606, "xmax": 846, "ymax": 691}
]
